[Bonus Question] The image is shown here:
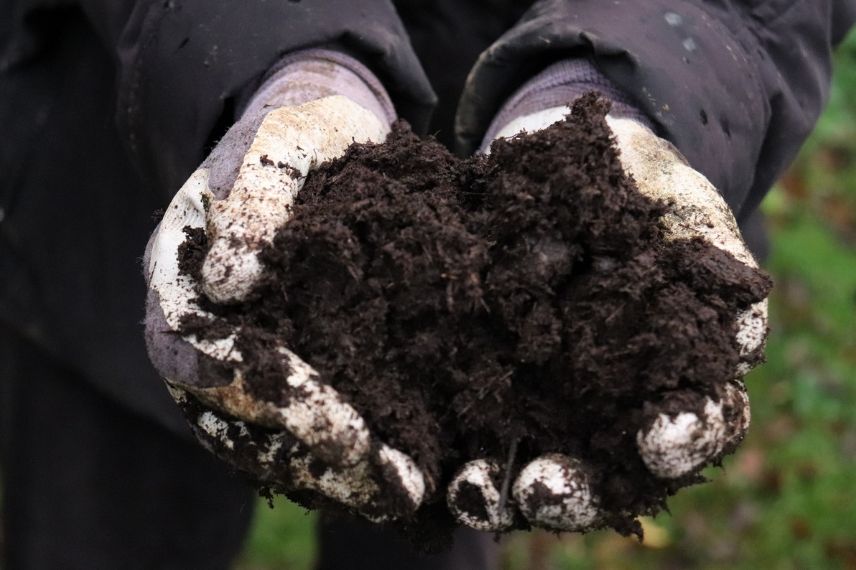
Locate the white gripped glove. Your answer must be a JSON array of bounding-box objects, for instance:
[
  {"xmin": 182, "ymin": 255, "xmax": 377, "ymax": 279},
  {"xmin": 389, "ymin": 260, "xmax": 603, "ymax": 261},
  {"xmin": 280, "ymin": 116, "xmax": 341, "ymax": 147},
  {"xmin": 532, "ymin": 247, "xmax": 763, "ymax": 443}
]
[
  {"xmin": 442, "ymin": 61, "xmax": 769, "ymax": 533},
  {"xmin": 145, "ymin": 51, "xmax": 427, "ymax": 522}
]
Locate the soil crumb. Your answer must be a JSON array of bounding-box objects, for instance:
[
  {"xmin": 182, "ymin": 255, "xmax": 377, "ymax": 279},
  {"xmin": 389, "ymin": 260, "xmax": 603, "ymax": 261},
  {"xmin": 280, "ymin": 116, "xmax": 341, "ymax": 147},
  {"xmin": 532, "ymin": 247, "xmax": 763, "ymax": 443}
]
[{"xmin": 177, "ymin": 95, "xmax": 771, "ymax": 540}]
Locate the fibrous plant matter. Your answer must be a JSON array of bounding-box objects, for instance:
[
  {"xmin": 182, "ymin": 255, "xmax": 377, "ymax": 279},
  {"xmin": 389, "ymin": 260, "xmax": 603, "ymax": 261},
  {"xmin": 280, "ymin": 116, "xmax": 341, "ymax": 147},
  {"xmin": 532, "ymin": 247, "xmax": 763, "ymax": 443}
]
[{"xmin": 178, "ymin": 95, "xmax": 771, "ymax": 537}]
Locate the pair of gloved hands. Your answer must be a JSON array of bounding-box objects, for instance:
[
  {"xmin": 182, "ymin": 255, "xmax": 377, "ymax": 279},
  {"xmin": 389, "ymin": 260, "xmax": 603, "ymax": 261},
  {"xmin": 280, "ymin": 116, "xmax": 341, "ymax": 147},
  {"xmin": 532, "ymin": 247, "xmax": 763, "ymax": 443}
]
[{"xmin": 145, "ymin": 51, "xmax": 768, "ymax": 532}]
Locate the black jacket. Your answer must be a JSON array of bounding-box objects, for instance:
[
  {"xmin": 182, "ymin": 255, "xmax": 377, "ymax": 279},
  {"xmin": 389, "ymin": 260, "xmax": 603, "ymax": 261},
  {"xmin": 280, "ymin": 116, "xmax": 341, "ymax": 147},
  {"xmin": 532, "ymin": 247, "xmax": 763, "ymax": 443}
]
[{"xmin": 1, "ymin": 0, "xmax": 854, "ymax": 434}]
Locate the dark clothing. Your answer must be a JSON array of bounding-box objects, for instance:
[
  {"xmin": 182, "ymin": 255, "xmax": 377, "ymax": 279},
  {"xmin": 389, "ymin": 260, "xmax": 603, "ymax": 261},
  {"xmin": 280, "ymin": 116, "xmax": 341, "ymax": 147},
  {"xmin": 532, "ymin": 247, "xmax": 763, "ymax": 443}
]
[
  {"xmin": 1, "ymin": 9, "xmax": 189, "ymax": 436},
  {"xmin": 0, "ymin": 0, "xmax": 853, "ymax": 568},
  {"xmin": 0, "ymin": 331, "xmax": 255, "ymax": 569}
]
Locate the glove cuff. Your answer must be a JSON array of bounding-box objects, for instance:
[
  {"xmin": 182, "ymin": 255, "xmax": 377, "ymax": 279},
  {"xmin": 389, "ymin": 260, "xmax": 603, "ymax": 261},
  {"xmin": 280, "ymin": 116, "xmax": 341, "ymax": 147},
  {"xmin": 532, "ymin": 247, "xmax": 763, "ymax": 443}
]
[
  {"xmin": 240, "ymin": 49, "xmax": 397, "ymax": 127},
  {"xmin": 481, "ymin": 59, "xmax": 651, "ymax": 152}
]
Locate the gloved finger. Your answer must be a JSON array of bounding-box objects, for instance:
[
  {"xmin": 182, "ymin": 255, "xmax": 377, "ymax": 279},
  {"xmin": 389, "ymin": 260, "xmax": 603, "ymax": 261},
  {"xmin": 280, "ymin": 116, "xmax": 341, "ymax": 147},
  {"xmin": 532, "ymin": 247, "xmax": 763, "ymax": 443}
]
[
  {"xmin": 145, "ymin": 165, "xmax": 249, "ymax": 382},
  {"xmin": 201, "ymin": 95, "xmax": 389, "ymax": 303},
  {"xmin": 447, "ymin": 460, "xmax": 516, "ymax": 532},
  {"xmin": 168, "ymin": 343, "xmax": 373, "ymax": 469},
  {"xmin": 736, "ymin": 300, "xmax": 768, "ymax": 375},
  {"xmin": 512, "ymin": 454, "xmax": 603, "ymax": 532},
  {"xmin": 636, "ymin": 380, "xmax": 750, "ymax": 479},
  {"xmin": 145, "ymin": 167, "xmax": 378, "ymax": 469},
  {"xmin": 145, "ymin": 286, "xmax": 236, "ymax": 393},
  {"xmin": 170, "ymin": 385, "xmax": 426, "ymax": 522},
  {"xmin": 447, "ymin": 454, "xmax": 604, "ymax": 533},
  {"xmin": 145, "ymin": 167, "xmax": 242, "ymax": 366},
  {"xmin": 606, "ymin": 116, "xmax": 757, "ymax": 270}
]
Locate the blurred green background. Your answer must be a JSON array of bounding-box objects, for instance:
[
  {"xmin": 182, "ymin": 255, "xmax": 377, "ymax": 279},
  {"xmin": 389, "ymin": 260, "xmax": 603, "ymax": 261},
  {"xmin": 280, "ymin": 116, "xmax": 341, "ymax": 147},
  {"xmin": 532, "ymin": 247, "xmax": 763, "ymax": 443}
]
[{"xmin": 236, "ymin": 32, "xmax": 856, "ymax": 570}]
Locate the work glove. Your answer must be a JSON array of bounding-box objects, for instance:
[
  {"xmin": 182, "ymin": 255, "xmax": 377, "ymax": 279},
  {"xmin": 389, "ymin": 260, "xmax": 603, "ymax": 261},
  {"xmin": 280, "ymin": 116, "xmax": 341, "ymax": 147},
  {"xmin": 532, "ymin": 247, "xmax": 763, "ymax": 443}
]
[
  {"xmin": 443, "ymin": 60, "xmax": 768, "ymax": 532},
  {"xmin": 145, "ymin": 51, "xmax": 426, "ymax": 522}
]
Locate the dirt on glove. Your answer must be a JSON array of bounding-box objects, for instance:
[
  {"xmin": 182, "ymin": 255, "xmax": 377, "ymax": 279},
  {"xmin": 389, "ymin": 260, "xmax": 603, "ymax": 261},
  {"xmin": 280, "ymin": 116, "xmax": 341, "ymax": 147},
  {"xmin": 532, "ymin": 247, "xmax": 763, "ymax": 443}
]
[{"xmin": 178, "ymin": 95, "xmax": 772, "ymax": 539}]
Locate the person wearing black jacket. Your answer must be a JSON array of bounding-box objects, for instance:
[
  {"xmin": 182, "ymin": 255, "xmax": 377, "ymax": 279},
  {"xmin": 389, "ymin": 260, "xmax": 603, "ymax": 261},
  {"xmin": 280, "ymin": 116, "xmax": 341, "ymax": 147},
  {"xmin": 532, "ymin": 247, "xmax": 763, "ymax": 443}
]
[{"xmin": 1, "ymin": 1, "xmax": 854, "ymax": 568}]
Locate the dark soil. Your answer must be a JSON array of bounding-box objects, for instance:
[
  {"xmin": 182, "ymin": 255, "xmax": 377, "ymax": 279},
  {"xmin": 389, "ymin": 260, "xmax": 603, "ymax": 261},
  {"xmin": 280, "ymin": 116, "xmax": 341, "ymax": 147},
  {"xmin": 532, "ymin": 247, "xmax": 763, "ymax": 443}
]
[{"xmin": 177, "ymin": 95, "xmax": 772, "ymax": 538}]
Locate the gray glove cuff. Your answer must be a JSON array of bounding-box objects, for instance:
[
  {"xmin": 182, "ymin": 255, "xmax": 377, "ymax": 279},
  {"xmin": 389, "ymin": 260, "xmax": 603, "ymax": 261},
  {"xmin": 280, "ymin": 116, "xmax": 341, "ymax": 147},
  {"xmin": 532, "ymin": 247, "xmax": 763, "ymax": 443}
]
[
  {"xmin": 240, "ymin": 48, "xmax": 397, "ymax": 127},
  {"xmin": 481, "ymin": 59, "xmax": 652, "ymax": 152}
]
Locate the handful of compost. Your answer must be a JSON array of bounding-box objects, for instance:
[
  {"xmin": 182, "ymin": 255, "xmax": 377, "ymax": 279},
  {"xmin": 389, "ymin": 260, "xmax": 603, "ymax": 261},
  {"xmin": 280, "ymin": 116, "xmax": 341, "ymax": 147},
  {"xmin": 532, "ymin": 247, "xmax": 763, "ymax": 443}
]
[{"xmin": 145, "ymin": 88, "xmax": 770, "ymax": 537}]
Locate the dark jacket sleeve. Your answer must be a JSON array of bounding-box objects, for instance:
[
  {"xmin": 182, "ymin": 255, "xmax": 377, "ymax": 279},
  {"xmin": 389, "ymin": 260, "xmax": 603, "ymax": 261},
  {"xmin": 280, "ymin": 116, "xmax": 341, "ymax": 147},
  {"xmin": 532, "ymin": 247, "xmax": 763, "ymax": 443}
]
[
  {"xmin": 4, "ymin": 0, "xmax": 435, "ymax": 199},
  {"xmin": 455, "ymin": 0, "xmax": 856, "ymax": 222},
  {"xmin": 74, "ymin": 0, "xmax": 437, "ymax": 200}
]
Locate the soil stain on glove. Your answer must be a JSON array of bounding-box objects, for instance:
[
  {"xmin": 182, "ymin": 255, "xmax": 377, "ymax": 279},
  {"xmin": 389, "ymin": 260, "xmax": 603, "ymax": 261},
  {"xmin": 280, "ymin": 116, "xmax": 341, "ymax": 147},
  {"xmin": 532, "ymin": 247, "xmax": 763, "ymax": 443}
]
[{"xmin": 178, "ymin": 95, "xmax": 771, "ymax": 538}]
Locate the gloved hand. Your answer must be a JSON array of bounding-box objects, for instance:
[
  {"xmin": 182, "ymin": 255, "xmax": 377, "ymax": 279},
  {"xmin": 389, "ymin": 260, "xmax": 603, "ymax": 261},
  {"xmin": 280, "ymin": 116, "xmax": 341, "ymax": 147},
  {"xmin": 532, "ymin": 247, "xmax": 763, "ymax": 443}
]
[
  {"xmin": 443, "ymin": 61, "xmax": 768, "ymax": 532},
  {"xmin": 145, "ymin": 52, "xmax": 426, "ymax": 522}
]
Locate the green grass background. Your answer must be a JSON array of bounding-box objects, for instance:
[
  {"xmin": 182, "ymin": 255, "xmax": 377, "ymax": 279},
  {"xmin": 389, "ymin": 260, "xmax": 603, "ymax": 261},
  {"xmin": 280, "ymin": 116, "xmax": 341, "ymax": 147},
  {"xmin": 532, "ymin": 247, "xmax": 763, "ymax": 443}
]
[{"xmin": 236, "ymin": 32, "xmax": 856, "ymax": 570}]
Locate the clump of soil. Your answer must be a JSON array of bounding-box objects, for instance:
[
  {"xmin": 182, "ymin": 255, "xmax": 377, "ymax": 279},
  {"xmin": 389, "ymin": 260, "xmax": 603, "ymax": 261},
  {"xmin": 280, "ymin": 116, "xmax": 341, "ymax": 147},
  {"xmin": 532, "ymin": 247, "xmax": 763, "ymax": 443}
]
[{"xmin": 178, "ymin": 95, "xmax": 771, "ymax": 538}]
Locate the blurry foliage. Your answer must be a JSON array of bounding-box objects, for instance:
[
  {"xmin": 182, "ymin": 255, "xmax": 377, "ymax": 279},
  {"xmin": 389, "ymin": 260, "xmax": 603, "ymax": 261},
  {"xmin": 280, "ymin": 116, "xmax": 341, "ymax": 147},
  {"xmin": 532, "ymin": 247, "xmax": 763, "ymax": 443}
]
[
  {"xmin": 237, "ymin": 31, "xmax": 856, "ymax": 570},
  {"xmin": 238, "ymin": 496, "xmax": 316, "ymax": 570}
]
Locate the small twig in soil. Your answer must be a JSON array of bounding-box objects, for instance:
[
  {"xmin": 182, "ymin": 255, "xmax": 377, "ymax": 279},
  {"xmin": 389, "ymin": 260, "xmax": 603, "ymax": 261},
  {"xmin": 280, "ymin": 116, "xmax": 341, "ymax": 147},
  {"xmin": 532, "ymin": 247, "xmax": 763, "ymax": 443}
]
[{"xmin": 498, "ymin": 436, "xmax": 521, "ymax": 524}]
